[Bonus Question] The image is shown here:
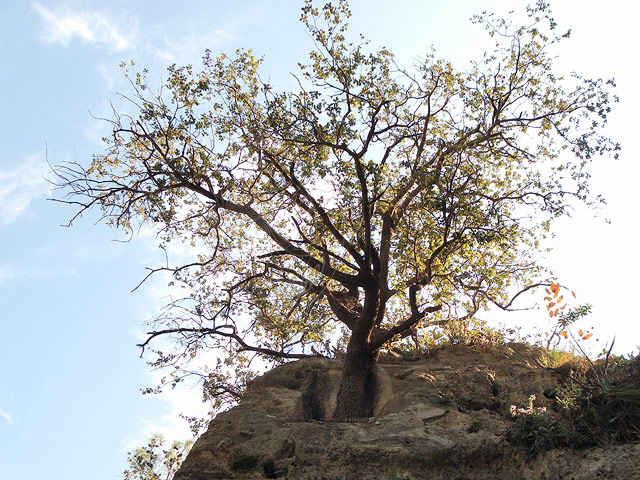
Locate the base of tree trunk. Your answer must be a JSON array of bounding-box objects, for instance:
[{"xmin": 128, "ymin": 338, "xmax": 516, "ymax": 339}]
[{"xmin": 332, "ymin": 343, "xmax": 378, "ymax": 421}]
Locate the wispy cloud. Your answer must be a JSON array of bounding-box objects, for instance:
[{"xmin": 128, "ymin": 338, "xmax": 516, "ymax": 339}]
[
  {"xmin": 0, "ymin": 265, "xmax": 15, "ymax": 283},
  {"xmin": 146, "ymin": 30, "xmax": 234, "ymax": 65},
  {"xmin": 0, "ymin": 263, "xmax": 76, "ymax": 285},
  {"xmin": 122, "ymin": 330, "xmax": 211, "ymax": 451},
  {"xmin": 0, "ymin": 407, "xmax": 13, "ymax": 424},
  {"xmin": 0, "ymin": 155, "xmax": 51, "ymax": 227},
  {"xmin": 123, "ymin": 382, "xmax": 207, "ymax": 452},
  {"xmin": 96, "ymin": 62, "xmax": 117, "ymax": 90},
  {"xmin": 32, "ymin": 2, "xmax": 136, "ymax": 52},
  {"xmin": 144, "ymin": 9, "xmax": 262, "ymax": 66}
]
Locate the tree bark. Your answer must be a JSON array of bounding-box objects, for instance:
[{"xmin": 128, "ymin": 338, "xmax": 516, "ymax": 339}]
[{"xmin": 331, "ymin": 330, "xmax": 378, "ymax": 421}]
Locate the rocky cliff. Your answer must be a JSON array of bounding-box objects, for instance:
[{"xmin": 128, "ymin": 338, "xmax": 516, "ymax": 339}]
[{"xmin": 175, "ymin": 343, "xmax": 640, "ymax": 479}]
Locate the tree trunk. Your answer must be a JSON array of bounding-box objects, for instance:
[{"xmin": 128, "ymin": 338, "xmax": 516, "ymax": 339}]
[{"xmin": 331, "ymin": 331, "xmax": 378, "ymax": 421}]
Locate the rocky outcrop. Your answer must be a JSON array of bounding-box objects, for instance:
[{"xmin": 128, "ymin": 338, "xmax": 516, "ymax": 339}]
[{"xmin": 175, "ymin": 343, "xmax": 640, "ymax": 479}]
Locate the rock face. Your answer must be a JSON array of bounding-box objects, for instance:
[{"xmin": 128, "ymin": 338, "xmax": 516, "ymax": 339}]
[{"xmin": 175, "ymin": 343, "xmax": 640, "ymax": 480}]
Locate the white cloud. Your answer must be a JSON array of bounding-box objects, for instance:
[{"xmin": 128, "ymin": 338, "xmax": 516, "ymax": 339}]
[
  {"xmin": 145, "ymin": 30, "xmax": 233, "ymax": 66},
  {"xmin": 0, "ymin": 407, "xmax": 13, "ymax": 424},
  {"xmin": 121, "ymin": 329, "xmax": 212, "ymax": 451},
  {"xmin": 96, "ymin": 62, "xmax": 117, "ymax": 90},
  {"xmin": 32, "ymin": 2, "xmax": 135, "ymax": 52},
  {"xmin": 123, "ymin": 380, "xmax": 208, "ymax": 452},
  {"xmin": 143, "ymin": 9, "xmax": 262, "ymax": 66},
  {"xmin": 0, "ymin": 263, "xmax": 76, "ymax": 285},
  {"xmin": 0, "ymin": 265, "xmax": 15, "ymax": 283},
  {"xmin": 0, "ymin": 156, "xmax": 51, "ymax": 227}
]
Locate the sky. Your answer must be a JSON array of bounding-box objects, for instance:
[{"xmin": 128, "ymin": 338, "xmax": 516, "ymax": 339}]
[{"xmin": 1, "ymin": 1, "xmax": 638, "ymax": 479}]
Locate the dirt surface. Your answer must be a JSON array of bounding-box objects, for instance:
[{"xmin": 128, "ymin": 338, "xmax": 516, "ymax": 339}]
[{"xmin": 175, "ymin": 343, "xmax": 640, "ymax": 479}]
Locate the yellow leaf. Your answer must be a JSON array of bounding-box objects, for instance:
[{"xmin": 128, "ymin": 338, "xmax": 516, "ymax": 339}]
[
  {"xmin": 578, "ymin": 329, "xmax": 583, "ymax": 336},
  {"xmin": 557, "ymin": 295, "xmax": 563, "ymax": 304}
]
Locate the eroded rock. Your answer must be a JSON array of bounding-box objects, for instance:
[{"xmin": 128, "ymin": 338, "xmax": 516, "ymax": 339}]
[{"xmin": 175, "ymin": 344, "xmax": 640, "ymax": 480}]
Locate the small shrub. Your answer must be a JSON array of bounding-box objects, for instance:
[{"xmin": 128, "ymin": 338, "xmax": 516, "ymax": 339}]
[
  {"xmin": 507, "ymin": 411, "xmax": 572, "ymax": 457},
  {"xmin": 506, "ymin": 393, "xmax": 588, "ymax": 457},
  {"xmin": 536, "ymin": 282, "xmax": 640, "ymax": 446},
  {"xmin": 389, "ymin": 316, "xmax": 510, "ymax": 358},
  {"xmin": 540, "ymin": 348, "xmax": 576, "ymax": 369},
  {"xmin": 555, "ymin": 354, "xmax": 640, "ymax": 445}
]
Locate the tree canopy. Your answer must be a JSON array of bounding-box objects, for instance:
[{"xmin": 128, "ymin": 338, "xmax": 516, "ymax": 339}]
[{"xmin": 55, "ymin": 0, "xmax": 618, "ymax": 420}]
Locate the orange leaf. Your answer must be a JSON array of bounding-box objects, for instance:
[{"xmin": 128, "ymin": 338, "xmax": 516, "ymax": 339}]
[
  {"xmin": 554, "ymin": 308, "xmax": 559, "ymax": 316},
  {"xmin": 560, "ymin": 331, "xmax": 568, "ymax": 339},
  {"xmin": 578, "ymin": 329, "xmax": 583, "ymax": 336},
  {"xmin": 549, "ymin": 311, "xmax": 554, "ymax": 318},
  {"xmin": 544, "ymin": 296, "xmax": 553, "ymax": 301},
  {"xmin": 572, "ymin": 291, "xmax": 576, "ymax": 298},
  {"xmin": 545, "ymin": 288, "xmax": 552, "ymax": 295},
  {"xmin": 557, "ymin": 295, "xmax": 563, "ymax": 304},
  {"xmin": 582, "ymin": 333, "xmax": 593, "ymax": 340},
  {"xmin": 548, "ymin": 302, "xmax": 556, "ymax": 308},
  {"xmin": 560, "ymin": 304, "xmax": 567, "ymax": 310}
]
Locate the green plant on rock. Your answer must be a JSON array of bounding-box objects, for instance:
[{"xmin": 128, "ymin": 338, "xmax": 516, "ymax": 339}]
[
  {"xmin": 539, "ymin": 348, "xmax": 576, "ymax": 370},
  {"xmin": 555, "ymin": 354, "xmax": 640, "ymax": 445},
  {"xmin": 506, "ymin": 393, "xmax": 579, "ymax": 457},
  {"xmin": 389, "ymin": 316, "xmax": 511, "ymax": 359},
  {"xmin": 506, "ymin": 410, "xmax": 572, "ymax": 457},
  {"xmin": 443, "ymin": 317, "xmax": 508, "ymax": 348},
  {"xmin": 531, "ymin": 284, "xmax": 640, "ymax": 448}
]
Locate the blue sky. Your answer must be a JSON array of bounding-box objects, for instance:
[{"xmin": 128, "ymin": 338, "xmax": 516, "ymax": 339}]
[{"xmin": 1, "ymin": 1, "xmax": 638, "ymax": 479}]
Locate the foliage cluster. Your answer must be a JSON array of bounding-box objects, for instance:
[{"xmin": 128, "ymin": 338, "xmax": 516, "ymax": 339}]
[{"xmin": 124, "ymin": 434, "xmax": 193, "ymax": 480}]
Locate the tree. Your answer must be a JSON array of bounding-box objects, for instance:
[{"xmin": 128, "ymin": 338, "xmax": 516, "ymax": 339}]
[
  {"xmin": 124, "ymin": 434, "xmax": 193, "ymax": 480},
  {"xmin": 55, "ymin": 1, "xmax": 618, "ymax": 421}
]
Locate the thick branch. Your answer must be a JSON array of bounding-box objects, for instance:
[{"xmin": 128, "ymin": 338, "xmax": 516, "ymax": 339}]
[
  {"xmin": 137, "ymin": 327, "xmax": 313, "ymax": 360},
  {"xmin": 263, "ymin": 150, "xmax": 366, "ymax": 269},
  {"xmin": 369, "ymin": 304, "xmax": 442, "ymax": 350}
]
